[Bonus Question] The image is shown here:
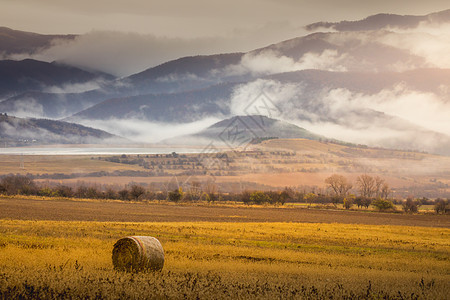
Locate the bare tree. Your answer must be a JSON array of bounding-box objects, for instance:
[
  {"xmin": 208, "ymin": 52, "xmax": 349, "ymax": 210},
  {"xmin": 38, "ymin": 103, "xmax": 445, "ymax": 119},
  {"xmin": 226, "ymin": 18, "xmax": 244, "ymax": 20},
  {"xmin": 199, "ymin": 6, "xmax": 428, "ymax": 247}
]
[
  {"xmin": 203, "ymin": 178, "xmax": 218, "ymax": 202},
  {"xmin": 374, "ymin": 176, "xmax": 385, "ymax": 198},
  {"xmin": 186, "ymin": 180, "xmax": 202, "ymax": 201},
  {"xmin": 118, "ymin": 189, "xmax": 129, "ymax": 201},
  {"xmin": 380, "ymin": 183, "xmax": 391, "ymax": 199},
  {"xmin": 325, "ymin": 174, "xmax": 352, "ymax": 197},
  {"xmin": 130, "ymin": 184, "xmax": 146, "ymax": 200},
  {"xmin": 356, "ymin": 174, "xmax": 376, "ymax": 198}
]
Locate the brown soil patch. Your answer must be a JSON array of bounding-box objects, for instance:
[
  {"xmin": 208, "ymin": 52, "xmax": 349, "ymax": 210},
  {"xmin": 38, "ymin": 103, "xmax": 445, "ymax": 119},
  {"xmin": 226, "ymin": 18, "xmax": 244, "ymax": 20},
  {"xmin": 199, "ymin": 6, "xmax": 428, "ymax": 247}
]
[{"xmin": 0, "ymin": 197, "xmax": 448, "ymax": 227}]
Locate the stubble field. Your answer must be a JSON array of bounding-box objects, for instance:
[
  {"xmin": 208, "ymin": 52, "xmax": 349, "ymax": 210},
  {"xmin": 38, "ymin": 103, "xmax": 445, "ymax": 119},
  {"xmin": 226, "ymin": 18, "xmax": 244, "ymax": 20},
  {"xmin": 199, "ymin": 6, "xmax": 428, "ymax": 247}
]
[{"xmin": 0, "ymin": 197, "xmax": 449, "ymax": 299}]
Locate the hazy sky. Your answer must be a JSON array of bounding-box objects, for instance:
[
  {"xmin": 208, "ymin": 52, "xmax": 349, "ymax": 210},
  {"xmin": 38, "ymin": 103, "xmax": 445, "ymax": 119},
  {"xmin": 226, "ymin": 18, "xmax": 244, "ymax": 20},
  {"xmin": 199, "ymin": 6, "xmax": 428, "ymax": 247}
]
[
  {"xmin": 2, "ymin": 0, "xmax": 449, "ymax": 76},
  {"xmin": 2, "ymin": 0, "xmax": 449, "ymax": 36}
]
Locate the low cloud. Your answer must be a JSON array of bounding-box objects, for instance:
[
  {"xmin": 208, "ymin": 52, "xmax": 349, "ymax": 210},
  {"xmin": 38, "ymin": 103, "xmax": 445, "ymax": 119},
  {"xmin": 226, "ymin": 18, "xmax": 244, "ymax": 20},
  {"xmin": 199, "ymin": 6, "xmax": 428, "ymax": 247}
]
[
  {"xmin": 1, "ymin": 121, "xmax": 52, "ymax": 142},
  {"xmin": 220, "ymin": 49, "xmax": 347, "ymax": 77},
  {"xmin": 229, "ymin": 79, "xmax": 301, "ymax": 117},
  {"xmin": 356, "ymin": 85, "xmax": 450, "ymax": 135},
  {"xmin": 155, "ymin": 73, "xmax": 207, "ymax": 83},
  {"xmin": 228, "ymin": 79, "xmax": 450, "ymax": 154},
  {"xmin": 219, "ymin": 27, "xmax": 446, "ymax": 77},
  {"xmin": 0, "ymin": 94, "xmax": 75, "ymax": 119},
  {"xmin": 301, "ymin": 86, "xmax": 450, "ymax": 154},
  {"xmin": 42, "ymin": 79, "xmax": 107, "ymax": 94},
  {"xmin": 379, "ymin": 23, "xmax": 450, "ymax": 69},
  {"xmin": 6, "ymin": 17, "xmax": 448, "ymax": 78},
  {"xmin": 75, "ymin": 117, "xmax": 221, "ymax": 143},
  {"xmin": 8, "ymin": 98, "xmax": 45, "ymax": 118},
  {"xmin": 320, "ymin": 20, "xmax": 450, "ymax": 70}
]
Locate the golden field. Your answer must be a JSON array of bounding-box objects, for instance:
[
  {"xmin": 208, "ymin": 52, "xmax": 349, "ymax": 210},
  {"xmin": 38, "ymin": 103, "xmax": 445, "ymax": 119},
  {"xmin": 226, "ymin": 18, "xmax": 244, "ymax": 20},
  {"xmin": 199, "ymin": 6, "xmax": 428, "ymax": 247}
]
[{"xmin": 0, "ymin": 198, "xmax": 449, "ymax": 299}]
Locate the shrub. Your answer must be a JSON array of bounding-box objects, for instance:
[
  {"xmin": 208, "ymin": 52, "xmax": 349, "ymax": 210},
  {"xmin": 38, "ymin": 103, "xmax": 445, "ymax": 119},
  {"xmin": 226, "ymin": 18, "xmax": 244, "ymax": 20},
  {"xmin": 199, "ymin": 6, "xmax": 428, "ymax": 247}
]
[
  {"xmin": 356, "ymin": 197, "xmax": 372, "ymax": 209},
  {"xmin": 418, "ymin": 197, "xmax": 433, "ymax": 205},
  {"xmin": 372, "ymin": 198, "xmax": 395, "ymax": 211},
  {"xmin": 241, "ymin": 191, "xmax": 252, "ymax": 205},
  {"xmin": 104, "ymin": 188, "xmax": 117, "ymax": 200},
  {"xmin": 402, "ymin": 197, "xmax": 419, "ymax": 213},
  {"xmin": 278, "ymin": 189, "xmax": 291, "ymax": 205},
  {"xmin": 331, "ymin": 196, "xmax": 342, "ymax": 207},
  {"xmin": 250, "ymin": 191, "xmax": 271, "ymax": 205},
  {"xmin": 362, "ymin": 197, "xmax": 372, "ymax": 208},
  {"xmin": 0, "ymin": 175, "xmax": 37, "ymax": 195},
  {"xmin": 343, "ymin": 195, "xmax": 355, "ymax": 209},
  {"xmin": 38, "ymin": 187, "xmax": 58, "ymax": 197},
  {"xmin": 434, "ymin": 198, "xmax": 448, "ymax": 214},
  {"xmin": 75, "ymin": 185, "xmax": 88, "ymax": 198},
  {"xmin": 272, "ymin": 192, "xmax": 281, "ymax": 205},
  {"xmin": 56, "ymin": 185, "xmax": 73, "ymax": 198},
  {"xmin": 355, "ymin": 197, "xmax": 363, "ymax": 208},
  {"xmin": 155, "ymin": 192, "xmax": 166, "ymax": 201},
  {"xmin": 168, "ymin": 188, "xmax": 183, "ymax": 202},
  {"xmin": 86, "ymin": 187, "xmax": 100, "ymax": 199},
  {"xmin": 118, "ymin": 189, "xmax": 129, "ymax": 201},
  {"xmin": 130, "ymin": 185, "xmax": 146, "ymax": 200},
  {"xmin": 265, "ymin": 191, "xmax": 288, "ymax": 205},
  {"xmin": 304, "ymin": 193, "xmax": 317, "ymax": 205}
]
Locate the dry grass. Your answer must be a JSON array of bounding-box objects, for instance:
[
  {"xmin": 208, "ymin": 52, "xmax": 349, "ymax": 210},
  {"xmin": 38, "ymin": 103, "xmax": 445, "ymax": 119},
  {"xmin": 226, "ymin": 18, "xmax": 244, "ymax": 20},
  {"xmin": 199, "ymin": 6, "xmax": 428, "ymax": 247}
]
[
  {"xmin": 0, "ymin": 155, "xmax": 144, "ymax": 175},
  {"xmin": 0, "ymin": 219, "xmax": 449, "ymax": 299},
  {"xmin": 253, "ymin": 138, "xmax": 345, "ymax": 152}
]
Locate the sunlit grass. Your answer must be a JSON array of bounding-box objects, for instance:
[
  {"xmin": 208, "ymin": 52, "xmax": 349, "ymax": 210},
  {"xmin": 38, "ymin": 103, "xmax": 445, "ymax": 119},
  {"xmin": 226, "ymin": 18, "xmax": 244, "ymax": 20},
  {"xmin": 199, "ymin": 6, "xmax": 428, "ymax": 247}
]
[{"xmin": 0, "ymin": 220, "xmax": 449, "ymax": 298}]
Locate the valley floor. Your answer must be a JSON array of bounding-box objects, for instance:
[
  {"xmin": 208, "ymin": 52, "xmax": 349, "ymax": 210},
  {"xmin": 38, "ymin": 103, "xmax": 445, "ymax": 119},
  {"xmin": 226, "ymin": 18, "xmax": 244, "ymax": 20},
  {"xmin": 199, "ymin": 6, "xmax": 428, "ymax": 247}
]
[
  {"xmin": 0, "ymin": 197, "xmax": 449, "ymax": 299},
  {"xmin": 1, "ymin": 139, "xmax": 450, "ymax": 198}
]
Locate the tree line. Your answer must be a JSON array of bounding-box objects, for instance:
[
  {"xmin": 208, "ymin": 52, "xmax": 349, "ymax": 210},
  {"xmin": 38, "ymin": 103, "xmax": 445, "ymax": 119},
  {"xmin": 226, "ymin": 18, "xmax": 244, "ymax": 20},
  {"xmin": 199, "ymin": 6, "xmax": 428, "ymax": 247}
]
[
  {"xmin": 324, "ymin": 174, "xmax": 393, "ymax": 210},
  {"xmin": 0, "ymin": 174, "xmax": 448, "ymax": 213},
  {"xmin": 323, "ymin": 173, "xmax": 450, "ymax": 213}
]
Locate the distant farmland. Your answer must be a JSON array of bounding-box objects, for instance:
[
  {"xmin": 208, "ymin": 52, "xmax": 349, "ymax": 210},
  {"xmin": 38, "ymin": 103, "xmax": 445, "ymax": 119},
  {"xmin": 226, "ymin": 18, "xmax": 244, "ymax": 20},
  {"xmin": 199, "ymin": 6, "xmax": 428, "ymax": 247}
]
[{"xmin": 1, "ymin": 139, "xmax": 449, "ymax": 197}]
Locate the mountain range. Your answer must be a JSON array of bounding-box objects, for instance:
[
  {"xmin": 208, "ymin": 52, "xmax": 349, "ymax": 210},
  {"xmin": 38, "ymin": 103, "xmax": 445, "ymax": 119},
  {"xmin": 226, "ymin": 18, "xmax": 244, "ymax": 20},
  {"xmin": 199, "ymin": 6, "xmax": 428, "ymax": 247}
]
[
  {"xmin": 0, "ymin": 114, "xmax": 121, "ymax": 146},
  {"xmin": 0, "ymin": 59, "xmax": 113, "ymax": 98},
  {"xmin": 0, "ymin": 9, "xmax": 449, "ymax": 155},
  {"xmin": 0, "ymin": 26, "xmax": 75, "ymax": 56},
  {"xmin": 305, "ymin": 9, "xmax": 450, "ymax": 31}
]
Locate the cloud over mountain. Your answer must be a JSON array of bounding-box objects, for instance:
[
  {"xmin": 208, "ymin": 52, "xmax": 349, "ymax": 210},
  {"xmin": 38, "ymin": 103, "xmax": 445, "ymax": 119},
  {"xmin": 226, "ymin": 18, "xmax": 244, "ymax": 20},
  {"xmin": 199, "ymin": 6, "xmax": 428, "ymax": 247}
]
[{"xmin": 2, "ymin": 9, "xmax": 450, "ymax": 155}]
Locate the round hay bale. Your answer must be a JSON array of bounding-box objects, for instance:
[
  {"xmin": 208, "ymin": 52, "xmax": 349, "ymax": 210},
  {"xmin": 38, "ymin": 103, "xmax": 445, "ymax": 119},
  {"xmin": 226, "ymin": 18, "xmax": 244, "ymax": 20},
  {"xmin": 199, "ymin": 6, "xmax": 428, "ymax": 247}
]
[{"xmin": 112, "ymin": 236, "xmax": 164, "ymax": 272}]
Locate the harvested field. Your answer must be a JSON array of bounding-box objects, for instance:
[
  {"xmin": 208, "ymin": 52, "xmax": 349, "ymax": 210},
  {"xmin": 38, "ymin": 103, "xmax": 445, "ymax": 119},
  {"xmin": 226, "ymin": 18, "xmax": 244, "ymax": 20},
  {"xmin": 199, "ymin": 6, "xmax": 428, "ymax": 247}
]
[
  {"xmin": 0, "ymin": 197, "xmax": 448, "ymax": 227},
  {"xmin": 0, "ymin": 219, "xmax": 449, "ymax": 299},
  {"xmin": 0, "ymin": 155, "xmax": 145, "ymax": 174}
]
